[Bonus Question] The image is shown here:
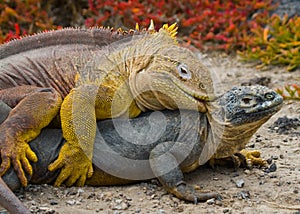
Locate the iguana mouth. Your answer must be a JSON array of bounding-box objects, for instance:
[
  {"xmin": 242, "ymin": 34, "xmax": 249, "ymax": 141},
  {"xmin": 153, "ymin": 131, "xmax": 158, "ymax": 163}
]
[{"xmin": 172, "ymin": 79, "xmax": 210, "ymax": 103}]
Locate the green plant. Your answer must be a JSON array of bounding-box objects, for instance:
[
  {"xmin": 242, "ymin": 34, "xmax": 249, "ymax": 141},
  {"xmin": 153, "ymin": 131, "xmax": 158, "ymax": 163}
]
[
  {"xmin": 276, "ymin": 84, "xmax": 300, "ymax": 100},
  {"xmin": 240, "ymin": 14, "xmax": 300, "ymax": 71}
]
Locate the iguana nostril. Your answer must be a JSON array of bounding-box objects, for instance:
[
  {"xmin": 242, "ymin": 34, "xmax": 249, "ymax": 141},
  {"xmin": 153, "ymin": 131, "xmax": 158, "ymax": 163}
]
[
  {"xmin": 199, "ymin": 83, "xmax": 206, "ymax": 90},
  {"xmin": 242, "ymin": 97, "xmax": 252, "ymax": 104}
]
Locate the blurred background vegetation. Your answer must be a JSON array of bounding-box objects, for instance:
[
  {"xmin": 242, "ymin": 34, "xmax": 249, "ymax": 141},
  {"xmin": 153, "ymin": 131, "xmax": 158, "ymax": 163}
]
[{"xmin": 0, "ymin": 0, "xmax": 299, "ymax": 99}]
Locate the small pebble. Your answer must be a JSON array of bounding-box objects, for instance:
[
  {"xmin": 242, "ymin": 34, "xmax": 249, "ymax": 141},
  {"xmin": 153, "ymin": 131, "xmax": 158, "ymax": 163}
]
[
  {"xmin": 113, "ymin": 202, "xmax": 128, "ymax": 210},
  {"xmin": 39, "ymin": 207, "xmax": 53, "ymax": 212},
  {"xmin": 50, "ymin": 201, "xmax": 58, "ymax": 205},
  {"xmin": 266, "ymin": 158, "xmax": 273, "ymax": 164},
  {"xmin": 223, "ymin": 208, "xmax": 230, "ymax": 213},
  {"xmin": 235, "ymin": 179, "xmax": 245, "ymax": 188},
  {"xmin": 158, "ymin": 209, "xmax": 165, "ymax": 214},
  {"xmin": 244, "ymin": 169, "xmax": 250, "ymax": 175},
  {"xmin": 268, "ymin": 163, "xmax": 277, "ymax": 172},
  {"xmin": 248, "ymin": 143, "xmax": 255, "ymax": 148},
  {"xmin": 271, "ymin": 155, "xmax": 278, "ymax": 160},
  {"xmin": 238, "ymin": 190, "xmax": 250, "ymax": 199},
  {"xmin": 206, "ymin": 198, "xmax": 215, "ymax": 205},
  {"xmin": 66, "ymin": 200, "xmax": 76, "ymax": 205}
]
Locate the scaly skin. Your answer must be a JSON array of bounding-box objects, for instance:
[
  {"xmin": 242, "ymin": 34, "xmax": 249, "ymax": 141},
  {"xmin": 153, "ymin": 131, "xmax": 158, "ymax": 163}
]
[
  {"xmin": 1, "ymin": 85, "xmax": 283, "ymax": 206},
  {"xmin": 0, "ymin": 23, "xmax": 214, "ymax": 187}
]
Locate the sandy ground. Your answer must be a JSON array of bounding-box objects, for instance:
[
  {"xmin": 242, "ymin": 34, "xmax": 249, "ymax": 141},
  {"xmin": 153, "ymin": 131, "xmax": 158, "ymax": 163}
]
[{"xmin": 1, "ymin": 53, "xmax": 299, "ymax": 214}]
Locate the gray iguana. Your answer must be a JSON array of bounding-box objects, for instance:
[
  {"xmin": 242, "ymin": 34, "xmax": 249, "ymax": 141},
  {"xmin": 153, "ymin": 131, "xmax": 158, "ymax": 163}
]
[
  {"xmin": 0, "ymin": 23, "xmax": 215, "ymax": 189},
  {"xmin": 0, "ymin": 85, "xmax": 283, "ymax": 213}
]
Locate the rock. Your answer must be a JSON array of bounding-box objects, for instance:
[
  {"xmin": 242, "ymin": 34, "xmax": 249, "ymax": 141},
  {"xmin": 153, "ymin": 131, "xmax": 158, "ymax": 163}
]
[
  {"xmin": 237, "ymin": 190, "xmax": 250, "ymax": 200},
  {"xmin": 231, "ymin": 178, "xmax": 245, "ymax": 188},
  {"xmin": 50, "ymin": 201, "xmax": 58, "ymax": 205},
  {"xmin": 266, "ymin": 158, "xmax": 272, "ymax": 164},
  {"xmin": 223, "ymin": 208, "xmax": 230, "ymax": 213},
  {"xmin": 39, "ymin": 206, "xmax": 55, "ymax": 213},
  {"xmin": 113, "ymin": 202, "xmax": 128, "ymax": 210},
  {"xmin": 271, "ymin": 155, "xmax": 278, "ymax": 160},
  {"xmin": 77, "ymin": 188, "xmax": 84, "ymax": 196},
  {"xmin": 66, "ymin": 200, "xmax": 76, "ymax": 205},
  {"xmin": 235, "ymin": 179, "xmax": 245, "ymax": 188},
  {"xmin": 158, "ymin": 209, "xmax": 165, "ymax": 214},
  {"xmin": 265, "ymin": 163, "xmax": 277, "ymax": 173},
  {"xmin": 206, "ymin": 198, "xmax": 215, "ymax": 205},
  {"xmin": 135, "ymin": 208, "xmax": 142, "ymax": 213},
  {"xmin": 272, "ymin": 0, "xmax": 300, "ymax": 18}
]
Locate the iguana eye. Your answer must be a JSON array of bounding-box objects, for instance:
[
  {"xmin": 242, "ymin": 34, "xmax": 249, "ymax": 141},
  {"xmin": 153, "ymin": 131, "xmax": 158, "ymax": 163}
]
[
  {"xmin": 265, "ymin": 92, "xmax": 274, "ymax": 100},
  {"xmin": 177, "ymin": 63, "xmax": 191, "ymax": 80}
]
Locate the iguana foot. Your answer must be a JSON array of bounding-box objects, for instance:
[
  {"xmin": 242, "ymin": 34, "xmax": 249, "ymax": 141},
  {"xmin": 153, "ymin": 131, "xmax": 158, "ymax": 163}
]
[
  {"xmin": 209, "ymin": 149, "xmax": 267, "ymax": 170},
  {"xmin": 172, "ymin": 182, "xmax": 219, "ymax": 203},
  {"xmin": 48, "ymin": 142, "xmax": 93, "ymax": 186},
  {"xmin": 237, "ymin": 149, "xmax": 267, "ymax": 169},
  {"xmin": 0, "ymin": 133, "xmax": 37, "ymax": 187}
]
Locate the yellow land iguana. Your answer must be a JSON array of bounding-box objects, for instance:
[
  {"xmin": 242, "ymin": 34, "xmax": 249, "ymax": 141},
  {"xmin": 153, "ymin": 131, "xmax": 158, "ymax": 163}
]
[{"xmin": 0, "ymin": 22, "xmax": 214, "ymax": 188}]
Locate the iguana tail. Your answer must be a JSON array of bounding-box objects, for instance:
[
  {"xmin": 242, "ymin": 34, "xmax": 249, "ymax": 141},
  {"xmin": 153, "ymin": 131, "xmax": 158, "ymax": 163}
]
[{"xmin": 0, "ymin": 176, "xmax": 30, "ymax": 214}]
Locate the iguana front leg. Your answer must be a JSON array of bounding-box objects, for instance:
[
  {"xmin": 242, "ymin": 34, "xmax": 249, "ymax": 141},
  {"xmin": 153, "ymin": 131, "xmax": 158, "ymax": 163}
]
[
  {"xmin": 48, "ymin": 83, "xmax": 141, "ymax": 186},
  {"xmin": 0, "ymin": 86, "xmax": 62, "ymax": 186}
]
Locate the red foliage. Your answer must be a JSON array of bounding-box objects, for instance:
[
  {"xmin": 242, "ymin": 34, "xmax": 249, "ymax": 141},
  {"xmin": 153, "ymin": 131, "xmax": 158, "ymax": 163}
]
[
  {"xmin": 85, "ymin": 0, "xmax": 277, "ymax": 51},
  {"xmin": 0, "ymin": 0, "xmax": 57, "ymax": 43},
  {"xmin": 0, "ymin": 0, "xmax": 278, "ymax": 52}
]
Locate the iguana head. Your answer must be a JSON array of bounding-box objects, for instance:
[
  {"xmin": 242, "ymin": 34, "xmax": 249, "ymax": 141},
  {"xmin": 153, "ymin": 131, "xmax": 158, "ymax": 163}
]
[
  {"xmin": 206, "ymin": 85, "xmax": 283, "ymax": 159},
  {"xmin": 128, "ymin": 22, "xmax": 215, "ymax": 112}
]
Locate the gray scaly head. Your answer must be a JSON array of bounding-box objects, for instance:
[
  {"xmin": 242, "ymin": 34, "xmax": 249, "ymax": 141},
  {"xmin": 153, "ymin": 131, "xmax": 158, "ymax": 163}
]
[{"xmin": 206, "ymin": 85, "xmax": 283, "ymax": 160}]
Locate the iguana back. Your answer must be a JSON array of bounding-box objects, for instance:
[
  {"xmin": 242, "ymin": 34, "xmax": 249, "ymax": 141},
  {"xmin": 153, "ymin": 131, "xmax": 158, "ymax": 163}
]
[{"xmin": 0, "ymin": 28, "xmax": 143, "ymax": 97}]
